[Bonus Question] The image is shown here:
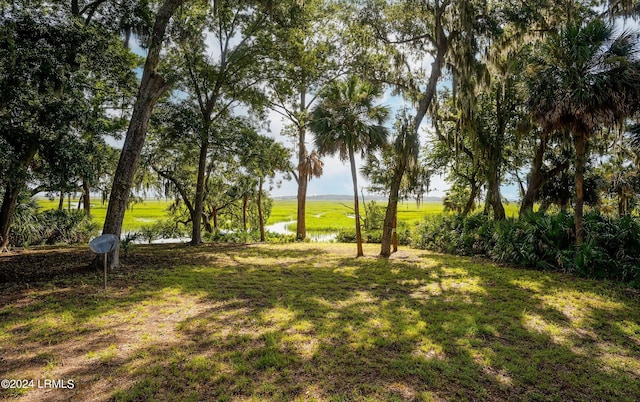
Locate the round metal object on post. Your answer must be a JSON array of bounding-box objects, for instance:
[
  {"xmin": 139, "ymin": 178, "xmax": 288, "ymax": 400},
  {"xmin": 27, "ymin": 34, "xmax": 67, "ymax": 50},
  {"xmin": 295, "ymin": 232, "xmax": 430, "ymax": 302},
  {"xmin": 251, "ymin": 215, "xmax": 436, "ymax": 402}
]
[
  {"xmin": 89, "ymin": 234, "xmax": 119, "ymax": 290},
  {"xmin": 89, "ymin": 234, "xmax": 119, "ymax": 254}
]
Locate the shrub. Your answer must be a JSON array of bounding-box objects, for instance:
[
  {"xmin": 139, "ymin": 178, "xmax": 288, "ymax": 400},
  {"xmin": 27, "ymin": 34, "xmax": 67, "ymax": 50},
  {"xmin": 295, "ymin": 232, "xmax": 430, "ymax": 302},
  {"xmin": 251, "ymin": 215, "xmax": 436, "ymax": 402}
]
[
  {"xmin": 41, "ymin": 210, "xmax": 98, "ymax": 245},
  {"xmin": 336, "ymin": 222, "xmax": 412, "ymax": 245},
  {"xmin": 265, "ymin": 231, "xmax": 296, "ymax": 243},
  {"xmin": 9, "ymin": 200, "xmax": 98, "ymax": 247},
  {"xmin": 204, "ymin": 230, "xmax": 258, "ymax": 243},
  {"xmin": 412, "ymin": 212, "xmax": 640, "ymax": 286},
  {"xmin": 137, "ymin": 225, "xmax": 159, "ymax": 244}
]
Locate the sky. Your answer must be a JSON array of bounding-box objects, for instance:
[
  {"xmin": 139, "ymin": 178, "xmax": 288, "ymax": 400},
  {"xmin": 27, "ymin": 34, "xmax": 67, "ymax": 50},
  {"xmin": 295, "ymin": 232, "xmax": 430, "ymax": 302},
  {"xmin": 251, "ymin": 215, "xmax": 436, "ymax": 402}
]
[
  {"xmin": 127, "ymin": 32, "xmax": 452, "ymax": 200},
  {"xmin": 261, "ymin": 98, "xmax": 451, "ymax": 199},
  {"xmin": 119, "ymin": 10, "xmax": 640, "ymax": 203}
]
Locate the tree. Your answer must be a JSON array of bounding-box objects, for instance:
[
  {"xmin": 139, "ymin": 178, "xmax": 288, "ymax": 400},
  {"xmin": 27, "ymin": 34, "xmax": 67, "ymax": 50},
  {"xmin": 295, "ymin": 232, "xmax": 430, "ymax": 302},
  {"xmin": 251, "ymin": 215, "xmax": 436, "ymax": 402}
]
[
  {"xmin": 0, "ymin": 6, "xmax": 134, "ymax": 252},
  {"xmin": 428, "ymin": 89, "xmax": 484, "ymax": 217},
  {"xmin": 265, "ymin": 0, "xmax": 349, "ymax": 240},
  {"xmin": 156, "ymin": 0, "xmax": 270, "ymax": 245},
  {"xmin": 529, "ymin": 19, "xmax": 640, "ymax": 243},
  {"xmin": 362, "ymin": 113, "xmax": 421, "ymax": 257},
  {"xmin": 147, "ymin": 107, "xmax": 265, "ymax": 242},
  {"xmin": 101, "ymin": 0, "xmax": 186, "ymax": 268},
  {"xmin": 310, "ymin": 76, "xmax": 390, "ymax": 257},
  {"xmin": 358, "ymin": 0, "xmax": 495, "ymax": 133},
  {"xmin": 242, "ymin": 136, "xmax": 291, "ymax": 242}
]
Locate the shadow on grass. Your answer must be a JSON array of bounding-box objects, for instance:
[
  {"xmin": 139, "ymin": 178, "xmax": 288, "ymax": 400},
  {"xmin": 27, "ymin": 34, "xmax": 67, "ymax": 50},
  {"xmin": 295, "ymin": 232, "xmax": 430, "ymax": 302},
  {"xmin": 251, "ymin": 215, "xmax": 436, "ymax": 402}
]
[{"xmin": 1, "ymin": 243, "xmax": 639, "ymax": 401}]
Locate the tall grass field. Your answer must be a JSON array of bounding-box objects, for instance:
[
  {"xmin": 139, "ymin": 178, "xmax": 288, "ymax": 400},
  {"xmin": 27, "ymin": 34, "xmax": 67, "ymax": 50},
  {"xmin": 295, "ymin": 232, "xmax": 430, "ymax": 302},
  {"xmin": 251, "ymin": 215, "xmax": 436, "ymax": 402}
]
[{"xmin": 35, "ymin": 197, "xmax": 521, "ymax": 233}]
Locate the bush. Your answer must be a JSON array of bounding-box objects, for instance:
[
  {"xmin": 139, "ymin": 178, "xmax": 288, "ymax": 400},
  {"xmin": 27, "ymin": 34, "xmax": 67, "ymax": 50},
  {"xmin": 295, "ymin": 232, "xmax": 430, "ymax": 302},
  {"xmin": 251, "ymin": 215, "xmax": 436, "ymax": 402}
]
[
  {"xmin": 9, "ymin": 201, "xmax": 98, "ymax": 247},
  {"xmin": 204, "ymin": 230, "xmax": 257, "ymax": 243},
  {"xmin": 137, "ymin": 225, "xmax": 159, "ymax": 244},
  {"xmin": 265, "ymin": 231, "xmax": 296, "ymax": 243},
  {"xmin": 336, "ymin": 221, "xmax": 412, "ymax": 246},
  {"xmin": 413, "ymin": 212, "xmax": 640, "ymax": 286}
]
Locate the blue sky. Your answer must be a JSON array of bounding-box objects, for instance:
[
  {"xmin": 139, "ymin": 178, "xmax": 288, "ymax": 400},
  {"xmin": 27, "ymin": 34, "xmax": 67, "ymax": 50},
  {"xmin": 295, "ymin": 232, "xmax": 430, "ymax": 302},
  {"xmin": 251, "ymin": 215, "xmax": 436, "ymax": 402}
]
[
  {"xmin": 262, "ymin": 93, "xmax": 451, "ymax": 198},
  {"xmin": 128, "ymin": 34, "xmax": 450, "ymax": 199}
]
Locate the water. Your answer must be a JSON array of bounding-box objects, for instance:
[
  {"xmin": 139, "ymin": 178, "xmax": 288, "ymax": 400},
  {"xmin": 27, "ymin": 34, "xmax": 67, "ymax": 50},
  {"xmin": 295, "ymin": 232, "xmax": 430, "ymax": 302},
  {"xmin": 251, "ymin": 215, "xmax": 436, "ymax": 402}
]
[
  {"xmin": 118, "ymin": 220, "xmax": 339, "ymax": 244},
  {"xmin": 264, "ymin": 220, "xmax": 337, "ymax": 242}
]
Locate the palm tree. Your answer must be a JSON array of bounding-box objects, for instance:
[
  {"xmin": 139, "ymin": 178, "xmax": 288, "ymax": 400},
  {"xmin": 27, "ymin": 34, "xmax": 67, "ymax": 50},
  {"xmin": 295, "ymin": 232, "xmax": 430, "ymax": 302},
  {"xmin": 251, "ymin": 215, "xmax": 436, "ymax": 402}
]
[
  {"xmin": 379, "ymin": 114, "xmax": 420, "ymax": 257},
  {"xmin": 529, "ymin": 19, "xmax": 640, "ymax": 243},
  {"xmin": 309, "ymin": 76, "xmax": 390, "ymax": 256}
]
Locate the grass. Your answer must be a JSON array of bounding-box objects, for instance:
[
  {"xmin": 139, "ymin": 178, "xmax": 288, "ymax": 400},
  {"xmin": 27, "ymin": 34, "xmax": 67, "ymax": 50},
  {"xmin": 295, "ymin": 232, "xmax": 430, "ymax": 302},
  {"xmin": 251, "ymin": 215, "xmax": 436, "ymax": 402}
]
[
  {"xmin": 1, "ymin": 243, "xmax": 639, "ymax": 401},
  {"xmin": 35, "ymin": 197, "xmax": 521, "ymax": 234},
  {"xmin": 36, "ymin": 197, "xmax": 173, "ymax": 232},
  {"xmin": 268, "ymin": 199, "xmax": 520, "ymax": 233}
]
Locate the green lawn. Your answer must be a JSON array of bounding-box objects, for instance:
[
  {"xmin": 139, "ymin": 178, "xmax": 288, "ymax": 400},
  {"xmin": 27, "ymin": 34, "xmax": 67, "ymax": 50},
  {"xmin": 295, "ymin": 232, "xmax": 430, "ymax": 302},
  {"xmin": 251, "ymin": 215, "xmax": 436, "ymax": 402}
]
[{"xmin": 1, "ymin": 243, "xmax": 639, "ymax": 401}]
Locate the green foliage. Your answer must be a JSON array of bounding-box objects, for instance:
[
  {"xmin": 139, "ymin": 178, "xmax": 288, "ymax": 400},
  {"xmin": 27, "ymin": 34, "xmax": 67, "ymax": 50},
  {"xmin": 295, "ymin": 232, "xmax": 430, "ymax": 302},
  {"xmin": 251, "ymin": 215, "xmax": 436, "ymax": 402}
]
[
  {"xmin": 120, "ymin": 232, "xmax": 138, "ymax": 258},
  {"xmin": 336, "ymin": 220, "xmax": 412, "ymax": 245},
  {"xmin": 203, "ymin": 229, "xmax": 296, "ymax": 244},
  {"xmin": 136, "ymin": 225, "xmax": 158, "ymax": 244},
  {"xmin": 136, "ymin": 219, "xmax": 189, "ymax": 244},
  {"xmin": 414, "ymin": 212, "xmax": 640, "ymax": 285},
  {"xmin": 363, "ymin": 201, "xmax": 384, "ymax": 231},
  {"xmin": 9, "ymin": 199, "xmax": 98, "ymax": 247}
]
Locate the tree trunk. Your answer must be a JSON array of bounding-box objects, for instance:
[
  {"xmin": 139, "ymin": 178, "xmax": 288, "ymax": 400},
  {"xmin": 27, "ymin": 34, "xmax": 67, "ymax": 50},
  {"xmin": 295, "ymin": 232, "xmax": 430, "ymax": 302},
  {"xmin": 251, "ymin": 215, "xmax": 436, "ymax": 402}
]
[
  {"xmin": 296, "ymin": 124, "xmax": 308, "ymax": 240},
  {"xmin": 82, "ymin": 179, "xmax": 91, "ymax": 216},
  {"xmin": 618, "ymin": 190, "xmax": 629, "ymax": 216},
  {"xmin": 296, "ymin": 170, "xmax": 308, "ymax": 240},
  {"xmin": 0, "ymin": 183, "xmax": 20, "ymax": 252},
  {"xmin": 462, "ymin": 182, "xmax": 479, "ymax": 216},
  {"xmin": 381, "ymin": 167, "xmax": 403, "ymax": 257},
  {"xmin": 213, "ymin": 207, "xmax": 218, "ymax": 230},
  {"xmin": 348, "ymin": 146, "xmax": 364, "ymax": 257},
  {"xmin": 413, "ymin": 26, "xmax": 447, "ymax": 129},
  {"xmin": 574, "ymin": 132, "xmax": 586, "ymax": 244},
  {"xmin": 58, "ymin": 190, "xmax": 64, "ymax": 210},
  {"xmin": 0, "ymin": 146, "xmax": 37, "ymax": 252},
  {"xmin": 392, "ymin": 212, "xmax": 398, "ymax": 252},
  {"xmin": 100, "ymin": 0, "xmax": 184, "ymax": 269},
  {"xmin": 242, "ymin": 194, "xmax": 248, "ymax": 232},
  {"xmin": 258, "ymin": 177, "xmax": 265, "ymax": 242},
  {"xmin": 487, "ymin": 154, "xmax": 505, "ymax": 220},
  {"xmin": 203, "ymin": 214, "xmax": 212, "ymax": 234},
  {"xmin": 191, "ymin": 134, "xmax": 209, "ymax": 245},
  {"xmin": 520, "ymin": 133, "xmax": 548, "ymax": 215}
]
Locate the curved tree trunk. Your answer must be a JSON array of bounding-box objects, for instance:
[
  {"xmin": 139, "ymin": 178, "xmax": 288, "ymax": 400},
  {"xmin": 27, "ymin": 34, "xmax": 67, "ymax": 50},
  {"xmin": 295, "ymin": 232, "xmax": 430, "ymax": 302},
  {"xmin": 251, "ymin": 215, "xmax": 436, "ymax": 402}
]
[
  {"xmin": 0, "ymin": 146, "xmax": 38, "ymax": 252},
  {"xmin": 296, "ymin": 125, "xmax": 308, "ymax": 241},
  {"xmin": 82, "ymin": 179, "xmax": 91, "ymax": 216},
  {"xmin": 381, "ymin": 167, "xmax": 403, "ymax": 257},
  {"xmin": 348, "ymin": 145, "xmax": 364, "ymax": 257},
  {"xmin": 100, "ymin": 0, "xmax": 184, "ymax": 269},
  {"xmin": 520, "ymin": 133, "xmax": 548, "ymax": 215},
  {"xmin": 258, "ymin": 177, "xmax": 265, "ymax": 242},
  {"xmin": 462, "ymin": 181, "xmax": 480, "ymax": 217},
  {"xmin": 191, "ymin": 134, "xmax": 209, "ymax": 245},
  {"xmin": 574, "ymin": 132, "xmax": 587, "ymax": 244},
  {"xmin": 0, "ymin": 184, "xmax": 20, "ymax": 252}
]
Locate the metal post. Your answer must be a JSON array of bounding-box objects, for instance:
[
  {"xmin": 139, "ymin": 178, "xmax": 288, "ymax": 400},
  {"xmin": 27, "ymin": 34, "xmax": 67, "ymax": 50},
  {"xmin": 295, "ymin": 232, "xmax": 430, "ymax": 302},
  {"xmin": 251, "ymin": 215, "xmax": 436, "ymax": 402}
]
[{"xmin": 104, "ymin": 253, "xmax": 107, "ymax": 290}]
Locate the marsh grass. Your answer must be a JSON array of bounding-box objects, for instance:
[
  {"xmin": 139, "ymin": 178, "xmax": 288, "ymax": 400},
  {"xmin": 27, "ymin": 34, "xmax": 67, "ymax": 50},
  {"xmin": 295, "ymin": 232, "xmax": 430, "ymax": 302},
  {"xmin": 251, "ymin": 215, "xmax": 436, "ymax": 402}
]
[
  {"xmin": 36, "ymin": 198, "xmax": 172, "ymax": 232},
  {"xmin": 1, "ymin": 243, "xmax": 639, "ymax": 401},
  {"xmin": 35, "ymin": 198, "xmax": 519, "ymax": 234},
  {"xmin": 268, "ymin": 200, "xmax": 520, "ymax": 233}
]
